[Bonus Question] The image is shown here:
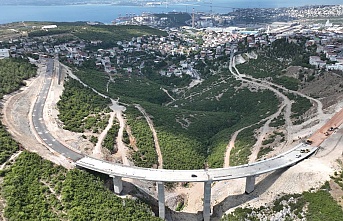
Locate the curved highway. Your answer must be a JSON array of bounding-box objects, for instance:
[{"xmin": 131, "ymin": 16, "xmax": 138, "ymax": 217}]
[
  {"xmin": 32, "ymin": 59, "xmax": 83, "ymax": 161},
  {"xmin": 32, "ymin": 59, "xmax": 318, "ymax": 182},
  {"xmin": 76, "ymin": 143, "xmax": 316, "ymax": 182}
]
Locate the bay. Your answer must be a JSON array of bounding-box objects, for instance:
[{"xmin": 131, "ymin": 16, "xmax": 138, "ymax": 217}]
[{"xmin": 0, "ymin": 0, "xmax": 342, "ymax": 24}]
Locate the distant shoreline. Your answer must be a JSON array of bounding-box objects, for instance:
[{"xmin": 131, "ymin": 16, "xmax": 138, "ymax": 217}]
[
  {"xmin": 0, "ymin": 3, "xmax": 140, "ymax": 6},
  {"xmin": 0, "ymin": 1, "xmax": 342, "ymax": 7},
  {"xmin": 0, "ymin": 2, "xmax": 342, "ymax": 25}
]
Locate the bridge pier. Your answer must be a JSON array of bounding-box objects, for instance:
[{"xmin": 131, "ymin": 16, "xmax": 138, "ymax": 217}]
[
  {"xmin": 245, "ymin": 175, "xmax": 255, "ymax": 194},
  {"xmin": 203, "ymin": 181, "xmax": 212, "ymax": 221},
  {"xmin": 112, "ymin": 176, "xmax": 123, "ymax": 194},
  {"xmin": 156, "ymin": 182, "xmax": 165, "ymax": 220}
]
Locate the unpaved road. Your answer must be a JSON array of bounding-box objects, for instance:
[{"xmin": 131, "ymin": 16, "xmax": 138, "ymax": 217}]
[
  {"xmin": 92, "ymin": 112, "xmax": 115, "ymax": 158},
  {"xmin": 135, "ymin": 104, "xmax": 163, "ymax": 169}
]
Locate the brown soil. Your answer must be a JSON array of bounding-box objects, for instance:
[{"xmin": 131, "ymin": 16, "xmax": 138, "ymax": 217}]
[{"xmin": 300, "ymin": 72, "xmax": 343, "ymax": 109}]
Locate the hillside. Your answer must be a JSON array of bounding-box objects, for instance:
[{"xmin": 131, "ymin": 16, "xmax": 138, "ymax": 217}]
[
  {"xmin": 0, "ymin": 58, "xmax": 160, "ymax": 221},
  {"xmin": 1, "ymin": 24, "xmax": 343, "ymax": 221},
  {"xmin": 1, "ymin": 151, "xmax": 161, "ymax": 221}
]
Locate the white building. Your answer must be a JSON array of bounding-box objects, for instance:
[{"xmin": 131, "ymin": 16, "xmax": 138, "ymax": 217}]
[
  {"xmin": 327, "ymin": 63, "xmax": 343, "ymax": 71},
  {"xmin": 0, "ymin": 49, "xmax": 10, "ymax": 58},
  {"xmin": 309, "ymin": 56, "xmax": 326, "ymax": 68},
  {"xmin": 42, "ymin": 25, "xmax": 57, "ymax": 30}
]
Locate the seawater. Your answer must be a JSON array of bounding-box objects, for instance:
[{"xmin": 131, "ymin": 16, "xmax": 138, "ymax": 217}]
[{"xmin": 0, "ymin": 0, "xmax": 342, "ymax": 24}]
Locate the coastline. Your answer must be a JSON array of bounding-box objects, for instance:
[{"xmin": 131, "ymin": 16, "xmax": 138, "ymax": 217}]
[{"xmin": 0, "ymin": 1, "xmax": 342, "ymax": 25}]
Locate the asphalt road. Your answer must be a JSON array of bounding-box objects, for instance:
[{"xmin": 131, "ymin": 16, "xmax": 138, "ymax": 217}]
[
  {"xmin": 32, "ymin": 59, "xmax": 83, "ymax": 161},
  {"xmin": 33, "ymin": 59, "xmax": 318, "ymax": 183},
  {"xmin": 76, "ymin": 143, "xmax": 317, "ymax": 182}
]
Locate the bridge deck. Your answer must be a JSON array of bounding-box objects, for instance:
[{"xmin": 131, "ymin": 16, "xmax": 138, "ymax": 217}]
[{"xmin": 76, "ymin": 143, "xmax": 317, "ymax": 182}]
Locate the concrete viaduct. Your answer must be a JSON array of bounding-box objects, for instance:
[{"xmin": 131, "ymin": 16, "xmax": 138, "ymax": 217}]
[
  {"xmin": 33, "ymin": 59, "xmax": 318, "ymax": 221},
  {"xmin": 75, "ymin": 144, "xmax": 317, "ymax": 221}
]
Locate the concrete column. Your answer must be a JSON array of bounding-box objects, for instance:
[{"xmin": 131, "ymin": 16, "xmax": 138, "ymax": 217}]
[
  {"xmin": 245, "ymin": 175, "xmax": 256, "ymax": 194},
  {"xmin": 156, "ymin": 182, "xmax": 165, "ymax": 220},
  {"xmin": 203, "ymin": 181, "xmax": 212, "ymax": 221},
  {"xmin": 112, "ymin": 176, "xmax": 123, "ymax": 194}
]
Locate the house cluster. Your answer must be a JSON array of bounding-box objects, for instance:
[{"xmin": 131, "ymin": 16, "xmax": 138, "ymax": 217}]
[
  {"xmin": 310, "ymin": 42, "xmax": 343, "ymax": 71},
  {"xmin": 0, "ymin": 35, "xmax": 88, "ymax": 62},
  {"xmin": 91, "ymin": 29, "xmax": 240, "ymax": 77},
  {"xmin": 0, "ymin": 37, "xmax": 42, "ymax": 58},
  {"xmin": 2, "ymin": 11, "xmax": 343, "ymax": 77},
  {"xmin": 159, "ymin": 60, "xmax": 199, "ymax": 79},
  {"xmin": 285, "ymin": 5, "xmax": 343, "ymax": 19}
]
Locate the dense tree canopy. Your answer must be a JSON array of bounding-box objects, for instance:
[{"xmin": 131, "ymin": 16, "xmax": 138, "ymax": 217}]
[
  {"xmin": 0, "ymin": 121, "xmax": 19, "ymax": 164},
  {"xmin": 2, "ymin": 151, "xmax": 161, "ymax": 221},
  {"xmin": 0, "ymin": 57, "xmax": 36, "ymax": 164},
  {"xmin": 0, "ymin": 57, "xmax": 37, "ymax": 99},
  {"xmin": 57, "ymin": 78, "xmax": 111, "ymax": 133}
]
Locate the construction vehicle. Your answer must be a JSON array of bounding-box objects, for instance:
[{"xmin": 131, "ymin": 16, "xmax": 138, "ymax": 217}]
[
  {"xmin": 300, "ymin": 149, "xmax": 310, "ymax": 153},
  {"xmin": 306, "ymin": 139, "xmax": 313, "ymax": 145}
]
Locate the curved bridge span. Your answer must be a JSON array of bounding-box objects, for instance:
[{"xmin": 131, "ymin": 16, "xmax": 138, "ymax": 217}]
[
  {"xmin": 75, "ymin": 144, "xmax": 317, "ymax": 221},
  {"xmin": 34, "ymin": 59, "xmax": 319, "ymax": 221},
  {"xmin": 76, "ymin": 143, "xmax": 316, "ymax": 182}
]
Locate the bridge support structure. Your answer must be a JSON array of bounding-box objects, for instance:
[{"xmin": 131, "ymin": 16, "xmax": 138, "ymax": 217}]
[
  {"xmin": 157, "ymin": 182, "xmax": 165, "ymax": 220},
  {"xmin": 245, "ymin": 175, "xmax": 255, "ymax": 194},
  {"xmin": 203, "ymin": 181, "xmax": 212, "ymax": 221},
  {"xmin": 111, "ymin": 176, "xmax": 123, "ymax": 194}
]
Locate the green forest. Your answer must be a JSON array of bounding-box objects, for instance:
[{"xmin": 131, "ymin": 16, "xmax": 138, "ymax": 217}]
[
  {"xmin": 69, "ymin": 49, "xmax": 282, "ymax": 169},
  {"xmin": 0, "ymin": 121, "xmax": 19, "ymax": 164},
  {"xmin": 126, "ymin": 106, "xmax": 158, "ymax": 168},
  {"xmin": 1, "ymin": 151, "xmax": 161, "ymax": 221},
  {"xmin": 0, "ymin": 57, "xmax": 37, "ymax": 99},
  {"xmin": 57, "ymin": 78, "xmax": 111, "ymax": 133},
  {"xmin": 102, "ymin": 122, "xmax": 120, "ymax": 154},
  {"xmin": 0, "ymin": 58, "xmax": 37, "ymax": 164},
  {"xmin": 28, "ymin": 22, "xmax": 167, "ymax": 49}
]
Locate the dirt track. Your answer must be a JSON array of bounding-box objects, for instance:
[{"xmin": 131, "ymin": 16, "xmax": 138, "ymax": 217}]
[{"xmin": 309, "ymin": 107, "xmax": 343, "ymax": 146}]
